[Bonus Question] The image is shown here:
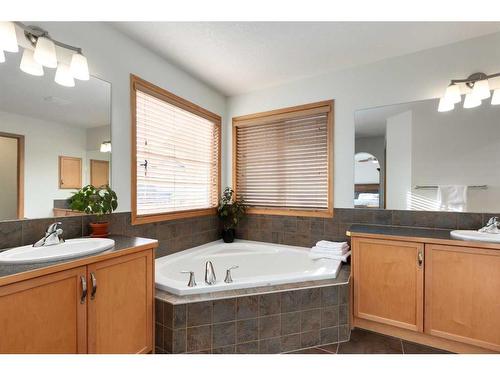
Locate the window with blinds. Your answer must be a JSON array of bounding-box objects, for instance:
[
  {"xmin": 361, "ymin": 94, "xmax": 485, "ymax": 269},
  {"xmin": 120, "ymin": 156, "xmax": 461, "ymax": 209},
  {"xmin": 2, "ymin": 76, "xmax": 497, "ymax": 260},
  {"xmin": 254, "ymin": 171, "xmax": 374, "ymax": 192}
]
[
  {"xmin": 131, "ymin": 75, "xmax": 221, "ymax": 223},
  {"xmin": 233, "ymin": 101, "xmax": 333, "ymax": 217}
]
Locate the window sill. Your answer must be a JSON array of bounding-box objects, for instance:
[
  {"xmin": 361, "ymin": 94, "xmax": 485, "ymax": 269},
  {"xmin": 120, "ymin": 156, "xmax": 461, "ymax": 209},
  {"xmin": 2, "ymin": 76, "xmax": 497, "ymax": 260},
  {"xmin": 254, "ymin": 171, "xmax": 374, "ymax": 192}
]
[
  {"xmin": 245, "ymin": 207, "xmax": 334, "ymax": 218},
  {"xmin": 131, "ymin": 207, "xmax": 217, "ymax": 225}
]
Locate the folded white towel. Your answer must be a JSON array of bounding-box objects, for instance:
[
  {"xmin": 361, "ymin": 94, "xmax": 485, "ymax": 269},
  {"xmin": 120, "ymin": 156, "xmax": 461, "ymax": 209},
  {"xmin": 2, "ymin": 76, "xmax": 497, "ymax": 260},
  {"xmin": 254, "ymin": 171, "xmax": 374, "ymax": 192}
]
[
  {"xmin": 316, "ymin": 240, "xmax": 348, "ymax": 249},
  {"xmin": 311, "ymin": 246, "xmax": 349, "ymax": 255},
  {"xmin": 437, "ymin": 185, "xmax": 468, "ymax": 212},
  {"xmin": 311, "ymin": 251, "xmax": 351, "ymax": 263}
]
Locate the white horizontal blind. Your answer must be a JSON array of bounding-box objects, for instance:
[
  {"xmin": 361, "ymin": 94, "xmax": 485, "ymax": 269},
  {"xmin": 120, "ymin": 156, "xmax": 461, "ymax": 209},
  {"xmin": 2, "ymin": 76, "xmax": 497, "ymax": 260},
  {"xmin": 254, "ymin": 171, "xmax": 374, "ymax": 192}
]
[
  {"xmin": 235, "ymin": 109, "xmax": 330, "ymax": 210},
  {"xmin": 136, "ymin": 89, "xmax": 219, "ymax": 216}
]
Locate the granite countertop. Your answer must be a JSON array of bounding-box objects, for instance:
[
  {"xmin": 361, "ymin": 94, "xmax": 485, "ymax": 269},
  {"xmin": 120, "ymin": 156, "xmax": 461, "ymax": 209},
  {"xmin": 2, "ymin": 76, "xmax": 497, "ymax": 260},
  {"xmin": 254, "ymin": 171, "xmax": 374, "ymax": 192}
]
[
  {"xmin": 347, "ymin": 224, "xmax": 500, "ymax": 250},
  {"xmin": 156, "ymin": 265, "xmax": 351, "ymax": 305},
  {"xmin": 0, "ymin": 235, "xmax": 158, "ymax": 280}
]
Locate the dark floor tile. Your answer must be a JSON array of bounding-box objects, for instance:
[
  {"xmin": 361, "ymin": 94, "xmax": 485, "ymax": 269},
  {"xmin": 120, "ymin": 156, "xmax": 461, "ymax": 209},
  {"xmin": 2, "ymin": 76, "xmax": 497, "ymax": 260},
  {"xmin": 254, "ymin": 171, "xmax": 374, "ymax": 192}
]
[
  {"xmin": 281, "ymin": 334, "xmax": 301, "ymax": 352},
  {"xmin": 213, "ymin": 298, "xmax": 236, "ymax": 323},
  {"xmin": 173, "ymin": 304, "xmax": 187, "ymax": 328},
  {"xmin": 281, "ymin": 290, "xmax": 302, "ymax": 312},
  {"xmin": 212, "ymin": 345, "xmax": 236, "ymax": 354},
  {"xmin": 259, "ymin": 293, "xmax": 281, "ymax": 316},
  {"xmin": 155, "ymin": 299, "xmax": 165, "ymax": 326},
  {"xmin": 320, "ymin": 327, "xmax": 339, "ymax": 344},
  {"xmin": 236, "ymin": 341, "xmax": 259, "ymax": 354},
  {"xmin": 318, "ymin": 343, "xmax": 338, "ymax": 353},
  {"xmin": 300, "ymin": 330, "xmax": 320, "ymax": 348},
  {"xmin": 337, "ymin": 329, "xmax": 402, "ymax": 354},
  {"xmin": 259, "ymin": 337, "xmax": 281, "ymax": 354},
  {"xmin": 187, "ymin": 301, "xmax": 212, "ymax": 327},
  {"xmin": 300, "ymin": 288, "xmax": 321, "ymax": 309},
  {"xmin": 288, "ymin": 347, "xmax": 329, "ymax": 354},
  {"xmin": 282, "ymin": 312, "xmax": 301, "ymax": 335},
  {"xmin": 321, "ymin": 305, "xmax": 339, "ymax": 328},
  {"xmin": 155, "ymin": 323, "xmax": 163, "ymax": 349},
  {"xmin": 187, "ymin": 325, "xmax": 211, "ymax": 352},
  {"xmin": 339, "ymin": 304, "xmax": 349, "ymax": 325},
  {"xmin": 321, "ymin": 286, "xmax": 339, "ymax": 306},
  {"xmin": 339, "ymin": 324, "xmax": 350, "ymax": 342},
  {"xmin": 402, "ymin": 340, "xmax": 451, "ymax": 354},
  {"xmin": 237, "ymin": 295, "xmax": 259, "ymax": 319},
  {"xmin": 301, "ymin": 309, "xmax": 321, "ymax": 331},
  {"xmin": 259, "ymin": 315, "xmax": 281, "ymax": 339}
]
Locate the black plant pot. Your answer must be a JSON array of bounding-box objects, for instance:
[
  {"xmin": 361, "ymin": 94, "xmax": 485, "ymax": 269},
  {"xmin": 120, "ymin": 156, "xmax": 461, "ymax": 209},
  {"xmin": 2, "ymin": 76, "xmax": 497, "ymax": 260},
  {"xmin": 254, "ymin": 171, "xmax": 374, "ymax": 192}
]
[{"xmin": 222, "ymin": 228, "xmax": 235, "ymax": 243}]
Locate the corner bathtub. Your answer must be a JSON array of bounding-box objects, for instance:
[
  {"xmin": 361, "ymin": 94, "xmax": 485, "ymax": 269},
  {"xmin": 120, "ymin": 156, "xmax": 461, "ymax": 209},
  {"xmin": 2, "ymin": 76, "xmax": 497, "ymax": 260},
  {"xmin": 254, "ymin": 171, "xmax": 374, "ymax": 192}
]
[{"xmin": 155, "ymin": 240, "xmax": 343, "ymax": 296}]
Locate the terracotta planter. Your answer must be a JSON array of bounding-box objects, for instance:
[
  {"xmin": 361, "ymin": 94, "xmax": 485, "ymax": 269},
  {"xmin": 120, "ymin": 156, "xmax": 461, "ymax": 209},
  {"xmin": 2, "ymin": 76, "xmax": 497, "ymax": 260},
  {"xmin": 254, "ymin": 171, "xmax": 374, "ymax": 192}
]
[{"xmin": 89, "ymin": 221, "xmax": 109, "ymax": 238}]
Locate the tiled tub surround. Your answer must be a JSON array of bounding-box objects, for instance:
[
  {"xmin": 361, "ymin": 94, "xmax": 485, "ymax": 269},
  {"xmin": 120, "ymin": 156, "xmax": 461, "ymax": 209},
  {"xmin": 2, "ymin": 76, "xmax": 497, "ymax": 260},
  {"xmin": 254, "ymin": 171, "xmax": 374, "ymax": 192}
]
[
  {"xmin": 155, "ymin": 274, "xmax": 350, "ymax": 354},
  {"xmin": 0, "ymin": 212, "xmax": 220, "ymax": 258},
  {"xmin": 234, "ymin": 208, "xmax": 493, "ymax": 247}
]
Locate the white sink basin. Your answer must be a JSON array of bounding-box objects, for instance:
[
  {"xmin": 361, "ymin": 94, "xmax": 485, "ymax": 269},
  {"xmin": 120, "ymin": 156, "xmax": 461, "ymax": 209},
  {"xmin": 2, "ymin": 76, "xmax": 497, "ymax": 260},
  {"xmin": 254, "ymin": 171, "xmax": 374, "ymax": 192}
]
[
  {"xmin": 0, "ymin": 238, "xmax": 115, "ymax": 264},
  {"xmin": 450, "ymin": 230, "xmax": 500, "ymax": 244}
]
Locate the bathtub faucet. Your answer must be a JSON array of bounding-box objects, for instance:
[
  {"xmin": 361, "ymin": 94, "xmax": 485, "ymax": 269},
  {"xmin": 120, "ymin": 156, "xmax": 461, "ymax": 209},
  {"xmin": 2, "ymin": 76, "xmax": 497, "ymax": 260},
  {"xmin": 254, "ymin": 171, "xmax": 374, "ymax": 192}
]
[{"xmin": 205, "ymin": 261, "xmax": 216, "ymax": 285}]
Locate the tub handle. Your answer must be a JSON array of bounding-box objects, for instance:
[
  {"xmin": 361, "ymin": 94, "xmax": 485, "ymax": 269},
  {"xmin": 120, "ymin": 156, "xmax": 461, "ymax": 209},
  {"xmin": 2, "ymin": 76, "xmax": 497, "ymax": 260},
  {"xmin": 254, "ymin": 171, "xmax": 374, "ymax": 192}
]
[
  {"xmin": 224, "ymin": 266, "xmax": 239, "ymax": 284},
  {"xmin": 180, "ymin": 271, "xmax": 197, "ymax": 287}
]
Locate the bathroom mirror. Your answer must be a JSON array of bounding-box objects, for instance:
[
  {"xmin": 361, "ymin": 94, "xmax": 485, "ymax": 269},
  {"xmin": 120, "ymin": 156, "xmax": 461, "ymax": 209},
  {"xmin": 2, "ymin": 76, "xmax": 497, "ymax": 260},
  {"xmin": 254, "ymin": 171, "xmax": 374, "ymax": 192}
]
[
  {"xmin": 354, "ymin": 97, "xmax": 500, "ymax": 213},
  {"xmin": 0, "ymin": 51, "xmax": 111, "ymax": 221}
]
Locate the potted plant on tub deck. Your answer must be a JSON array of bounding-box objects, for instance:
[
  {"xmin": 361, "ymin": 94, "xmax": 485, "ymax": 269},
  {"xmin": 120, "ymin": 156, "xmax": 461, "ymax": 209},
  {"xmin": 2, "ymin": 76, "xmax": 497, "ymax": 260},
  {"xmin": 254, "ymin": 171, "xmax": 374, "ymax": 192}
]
[
  {"xmin": 68, "ymin": 185, "xmax": 118, "ymax": 238},
  {"xmin": 217, "ymin": 187, "xmax": 246, "ymax": 243}
]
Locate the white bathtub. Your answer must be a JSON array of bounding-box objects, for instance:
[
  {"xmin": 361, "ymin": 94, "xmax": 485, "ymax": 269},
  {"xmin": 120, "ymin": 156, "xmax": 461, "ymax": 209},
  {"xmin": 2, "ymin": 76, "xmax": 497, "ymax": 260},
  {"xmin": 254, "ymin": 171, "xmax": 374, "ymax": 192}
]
[{"xmin": 155, "ymin": 240, "xmax": 343, "ymax": 296}]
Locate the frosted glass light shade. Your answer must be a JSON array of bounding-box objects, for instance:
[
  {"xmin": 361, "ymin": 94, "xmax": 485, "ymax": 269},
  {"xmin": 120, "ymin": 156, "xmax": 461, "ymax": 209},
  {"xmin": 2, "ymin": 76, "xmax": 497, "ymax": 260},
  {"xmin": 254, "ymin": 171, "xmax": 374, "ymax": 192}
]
[
  {"xmin": 438, "ymin": 97, "xmax": 454, "ymax": 112},
  {"xmin": 443, "ymin": 84, "xmax": 461, "ymax": 104},
  {"xmin": 54, "ymin": 63, "xmax": 75, "ymax": 87},
  {"xmin": 463, "ymin": 92, "xmax": 481, "ymax": 109},
  {"xmin": 70, "ymin": 53, "xmax": 89, "ymax": 80},
  {"xmin": 492, "ymin": 89, "xmax": 500, "ymax": 105},
  {"xmin": 0, "ymin": 49, "xmax": 5, "ymax": 63},
  {"xmin": 0, "ymin": 22, "xmax": 18, "ymax": 52},
  {"xmin": 20, "ymin": 49, "xmax": 44, "ymax": 76},
  {"xmin": 34, "ymin": 37, "xmax": 57, "ymax": 68},
  {"xmin": 471, "ymin": 79, "xmax": 490, "ymax": 100},
  {"xmin": 100, "ymin": 141, "xmax": 111, "ymax": 153}
]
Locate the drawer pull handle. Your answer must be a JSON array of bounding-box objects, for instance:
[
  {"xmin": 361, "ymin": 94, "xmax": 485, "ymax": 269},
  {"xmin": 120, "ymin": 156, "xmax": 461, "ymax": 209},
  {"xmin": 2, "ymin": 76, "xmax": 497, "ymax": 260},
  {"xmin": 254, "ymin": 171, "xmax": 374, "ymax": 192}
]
[
  {"xmin": 417, "ymin": 251, "xmax": 424, "ymax": 268},
  {"xmin": 90, "ymin": 272, "xmax": 97, "ymax": 300},
  {"xmin": 80, "ymin": 275, "xmax": 87, "ymax": 304}
]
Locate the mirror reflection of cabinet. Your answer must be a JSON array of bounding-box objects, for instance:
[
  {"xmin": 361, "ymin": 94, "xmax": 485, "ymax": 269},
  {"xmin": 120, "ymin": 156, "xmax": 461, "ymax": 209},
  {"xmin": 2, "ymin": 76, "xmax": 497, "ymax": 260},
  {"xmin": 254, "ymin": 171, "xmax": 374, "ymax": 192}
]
[
  {"xmin": 90, "ymin": 159, "xmax": 109, "ymax": 187},
  {"xmin": 59, "ymin": 156, "xmax": 82, "ymax": 189}
]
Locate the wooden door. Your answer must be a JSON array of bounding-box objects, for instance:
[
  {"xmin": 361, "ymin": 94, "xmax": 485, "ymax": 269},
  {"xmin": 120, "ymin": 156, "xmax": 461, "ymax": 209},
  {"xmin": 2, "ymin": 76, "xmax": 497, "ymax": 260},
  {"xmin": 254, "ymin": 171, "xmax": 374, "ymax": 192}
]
[
  {"xmin": 90, "ymin": 159, "xmax": 109, "ymax": 187},
  {"xmin": 87, "ymin": 249, "xmax": 153, "ymax": 354},
  {"xmin": 59, "ymin": 156, "xmax": 82, "ymax": 189},
  {"xmin": 425, "ymin": 244, "xmax": 500, "ymax": 351},
  {"xmin": 353, "ymin": 237, "xmax": 424, "ymax": 331},
  {"xmin": 0, "ymin": 267, "xmax": 87, "ymax": 353}
]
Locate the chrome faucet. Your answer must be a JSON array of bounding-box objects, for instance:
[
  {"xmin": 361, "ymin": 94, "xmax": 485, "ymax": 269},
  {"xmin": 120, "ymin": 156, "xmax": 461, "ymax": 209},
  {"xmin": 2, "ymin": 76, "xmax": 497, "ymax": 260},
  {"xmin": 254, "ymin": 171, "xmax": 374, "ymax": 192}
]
[
  {"xmin": 479, "ymin": 217, "xmax": 500, "ymax": 234},
  {"xmin": 33, "ymin": 222, "xmax": 65, "ymax": 247},
  {"xmin": 224, "ymin": 266, "xmax": 239, "ymax": 283},
  {"xmin": 205, "ymin": 261, "xmax": 216, "ymax": 285},
  {"xmin": 180, "ymin": 271, "xmax": 197, "ymax": 287}
]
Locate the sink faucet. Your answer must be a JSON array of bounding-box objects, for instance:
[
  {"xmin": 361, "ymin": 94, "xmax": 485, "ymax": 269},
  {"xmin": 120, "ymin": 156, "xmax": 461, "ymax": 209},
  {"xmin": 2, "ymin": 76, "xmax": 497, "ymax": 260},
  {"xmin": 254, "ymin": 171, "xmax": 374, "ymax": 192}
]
[
  {"xmin": 205, "ymin": 261, "xmax": 216, "ymax": 285},
  {"xmin": 479, "ymin": 217, "xmax": 500, "ymax": 234},
  {"xmin": 33, "ymin": 222, "xmax": 65, "ymax": 247}
]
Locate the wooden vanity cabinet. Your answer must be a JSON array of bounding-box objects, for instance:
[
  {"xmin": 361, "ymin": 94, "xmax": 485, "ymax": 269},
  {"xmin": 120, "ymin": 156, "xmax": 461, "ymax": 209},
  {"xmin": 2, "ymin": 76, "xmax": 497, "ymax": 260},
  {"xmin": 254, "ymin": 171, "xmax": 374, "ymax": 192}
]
[
  {"xmin": 352, "ymin": 237, "xmax": 424, "ymax": 332},
  {"xmin": 0, "ymin": 247, "xmax": 154, "ymax": 354},
  {"xmin": 425, "ymin": 244, "xmax": 500, "ymax": 352}
]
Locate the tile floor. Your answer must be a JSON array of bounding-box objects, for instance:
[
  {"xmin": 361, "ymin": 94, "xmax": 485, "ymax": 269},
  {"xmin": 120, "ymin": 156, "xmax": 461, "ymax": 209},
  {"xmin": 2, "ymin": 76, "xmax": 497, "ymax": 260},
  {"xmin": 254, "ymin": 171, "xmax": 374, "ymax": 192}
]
[{"xmin": 288, "ymin": 328, "xmax": 451, "ymax": 354}]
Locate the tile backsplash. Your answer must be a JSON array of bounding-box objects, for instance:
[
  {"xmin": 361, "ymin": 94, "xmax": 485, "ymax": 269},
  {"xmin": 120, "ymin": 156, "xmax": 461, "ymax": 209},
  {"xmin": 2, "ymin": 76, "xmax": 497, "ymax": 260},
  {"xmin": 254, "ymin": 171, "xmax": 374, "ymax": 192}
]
[{"xmin": 0, "ymin": 208, "xmax": 493, "ymax": 254}]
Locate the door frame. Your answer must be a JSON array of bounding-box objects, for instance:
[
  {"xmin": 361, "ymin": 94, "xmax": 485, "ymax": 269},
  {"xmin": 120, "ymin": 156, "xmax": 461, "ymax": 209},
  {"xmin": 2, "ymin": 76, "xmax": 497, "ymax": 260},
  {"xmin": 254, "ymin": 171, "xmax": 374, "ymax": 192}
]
[{"xmin": 0, "ymin": 132, "xmax": 24, "ymax": 219}]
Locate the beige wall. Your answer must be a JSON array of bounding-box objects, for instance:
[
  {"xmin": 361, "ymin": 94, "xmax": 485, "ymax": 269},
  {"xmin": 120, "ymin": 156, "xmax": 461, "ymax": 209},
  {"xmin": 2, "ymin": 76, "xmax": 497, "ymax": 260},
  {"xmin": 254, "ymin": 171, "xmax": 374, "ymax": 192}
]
[{"xmin": 0, "ymin": 136, "xmax": 18, "ymax": 220}]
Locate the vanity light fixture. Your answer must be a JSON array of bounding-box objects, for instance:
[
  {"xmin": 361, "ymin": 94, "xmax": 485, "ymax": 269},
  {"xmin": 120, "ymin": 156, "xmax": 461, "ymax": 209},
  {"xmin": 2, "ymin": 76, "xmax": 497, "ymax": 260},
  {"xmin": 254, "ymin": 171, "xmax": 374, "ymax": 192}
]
[
  {"xmin": 0, "ymin": 22, "xmax": 90, "ymax": 87},
  {"xmin": 438, "ymin": 72, "xmax": 500, "ymax": 112}
]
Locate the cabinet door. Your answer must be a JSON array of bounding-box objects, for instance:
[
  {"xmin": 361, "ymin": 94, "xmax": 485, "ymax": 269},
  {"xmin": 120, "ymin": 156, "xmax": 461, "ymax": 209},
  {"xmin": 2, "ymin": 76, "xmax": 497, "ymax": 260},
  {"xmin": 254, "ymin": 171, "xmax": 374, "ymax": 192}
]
[
  {"xmin": 353, "ymin": 237, "xmax": 424, "ymax": 331},
  {"xmin": 0, "ymin": 267, "xmax": 87, "ymax": 353},
  {"xmin": 90, "ymin": 159, "xmax": 109, "ymax": 187},
  {"xmin": 87, "ymin": 249, "xmax": 153, "ymax": 354},
  {"xmin": 59, "ymin": 155, "xmax": 82, "ymax": 189},
  {"xmin": 425, "ymin": 244, "xmax": 500, "ymax": 351}
]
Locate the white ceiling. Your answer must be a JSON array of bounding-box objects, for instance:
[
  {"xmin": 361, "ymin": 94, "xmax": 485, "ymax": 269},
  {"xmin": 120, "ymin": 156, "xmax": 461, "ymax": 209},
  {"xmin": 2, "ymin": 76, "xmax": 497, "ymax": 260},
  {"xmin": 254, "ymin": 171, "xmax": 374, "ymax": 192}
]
[
  {"xmin": 111, "ymin": 22, "xmax": 500, "ymax": 96},
  {"xmin": 0, "ymin": 50, "xmax": 111, "ymax": 128}
]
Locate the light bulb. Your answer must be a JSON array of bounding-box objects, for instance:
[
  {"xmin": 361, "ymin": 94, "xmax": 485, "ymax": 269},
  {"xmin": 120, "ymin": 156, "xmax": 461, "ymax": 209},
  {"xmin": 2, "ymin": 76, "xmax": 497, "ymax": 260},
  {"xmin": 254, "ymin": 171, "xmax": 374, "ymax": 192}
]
[
  {"xmin": 438, "ymin": 97, "xmax": 454, "ymax": 112},
  {"xmin": 100, "ymin": 141, "xmax": 111, "ymax": 153},
  {"xmin": 34, "ymin": 36, "xmax": 57, "ymax": 68},
  {"xmin": 54, "ymin": 62, "xmax": 75, "ymax": 87},
  {"xmin": 443, "ymin": 84, "xmax": 461, "ymax": 104},
  {"xmin": 20, "ymin": 49, "xmax": 44, "ymax": 76},
  {"xmin": 0, "ymin": 22, "xmax": 18, "ymax": 52},
  {"xmin": 492, "ymin": 89, "xmax": 500, "ymax": 105},
  {"xmin": 70, "ymin": 53, "xmax": 89, "ymax": 80},
  {"xmin": 471, "ymin": 79, "xmax": 490, "ymax": 100},
  {"xmin": 0, "ymin": 49, "xmax": 5, "ymax": 63},
  {"xmin": 463, "ymin": 92, "xmax": 481, "ymax": 109}
]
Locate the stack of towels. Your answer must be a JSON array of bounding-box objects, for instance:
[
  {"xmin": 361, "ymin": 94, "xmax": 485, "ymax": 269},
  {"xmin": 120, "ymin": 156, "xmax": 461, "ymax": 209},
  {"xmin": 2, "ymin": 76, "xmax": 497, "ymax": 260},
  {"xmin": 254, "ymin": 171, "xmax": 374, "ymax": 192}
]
[{"xmin": 311, "ymin": 240, "xmax": 351, "ymax": 262}]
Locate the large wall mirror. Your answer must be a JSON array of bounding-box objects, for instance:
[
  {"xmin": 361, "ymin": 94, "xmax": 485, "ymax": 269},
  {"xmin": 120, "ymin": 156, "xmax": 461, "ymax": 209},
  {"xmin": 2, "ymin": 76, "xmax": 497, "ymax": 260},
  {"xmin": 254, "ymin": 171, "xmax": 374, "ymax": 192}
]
[
  {"xmin": 0, "ymin": 51, "xmax": 111, "ymax": 221},
  {"xmin": 354, "ymin": 98, "xmax": 500, "ymax": 213}
]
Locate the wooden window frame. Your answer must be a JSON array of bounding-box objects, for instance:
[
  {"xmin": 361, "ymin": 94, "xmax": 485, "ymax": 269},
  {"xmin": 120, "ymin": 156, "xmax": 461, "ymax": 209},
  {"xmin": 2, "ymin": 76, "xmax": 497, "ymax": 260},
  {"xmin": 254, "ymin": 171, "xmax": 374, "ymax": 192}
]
[
  {"xmin": 0, "ymin": 131, "xmax": 24, "ymax": 219},
  {"xmin": 232, "ymin": 100, "xmax": 334, "ymax": 218},
  {"xmin": 130, "ymin": 74, "xmax": 222, "ymax": 225}
]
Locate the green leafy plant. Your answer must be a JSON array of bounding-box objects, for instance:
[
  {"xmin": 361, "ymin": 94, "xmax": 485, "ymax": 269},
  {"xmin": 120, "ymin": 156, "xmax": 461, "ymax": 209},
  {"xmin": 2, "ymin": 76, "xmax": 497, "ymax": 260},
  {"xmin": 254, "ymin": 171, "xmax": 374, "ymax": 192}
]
[
  {"xmin": 68, "ymin": 185, "xmax": 118, "ymax": 219},
  {"xmin": 217, "ymin": 187, "xmax": 246, "ymax": 230}
]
